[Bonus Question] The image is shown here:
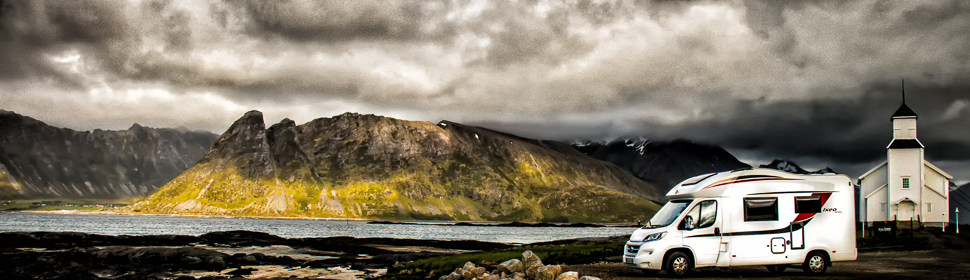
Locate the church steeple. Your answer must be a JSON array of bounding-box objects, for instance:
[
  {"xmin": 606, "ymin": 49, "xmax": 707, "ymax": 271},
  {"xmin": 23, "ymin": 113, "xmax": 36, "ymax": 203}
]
[
  {"xmin": 892, "ymin": 79, "xmax": 918, "ymax": 120},
  {"xmin": 888, "ymin": 79, "xmax": 922, "ymax": 148}
]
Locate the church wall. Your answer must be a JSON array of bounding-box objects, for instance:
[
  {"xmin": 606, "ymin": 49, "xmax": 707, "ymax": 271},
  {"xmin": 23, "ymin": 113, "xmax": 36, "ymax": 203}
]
[
  {"xmin": 887, "ymin": 148, "xmax": 922, "ymax": 220},
  {"xmin": 859, "ymin": 165, "xmax": 887, "ymax": 222},
  {"xmin": 865, "ymin": 186, "xmax": 889, "ymax": 221},
  {"xmin": 861, "ymin": 165, "xmax": 887, "ymax": 197},
  {"xmin": 922, "ymin": 165, "xmax": 949, "ymax": 223}
]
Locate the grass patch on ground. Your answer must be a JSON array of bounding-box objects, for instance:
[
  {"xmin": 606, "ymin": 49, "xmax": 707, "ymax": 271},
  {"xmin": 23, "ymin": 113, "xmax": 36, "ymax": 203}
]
[{"xmin": 384, "ymin": 241, "xmax": 625, "ymax": 279}]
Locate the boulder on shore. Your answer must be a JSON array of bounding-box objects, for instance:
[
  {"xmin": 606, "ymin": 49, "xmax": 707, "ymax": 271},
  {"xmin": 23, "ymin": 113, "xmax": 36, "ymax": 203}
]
[
  {"xmin": 498, "ymin": 259, "xmax": 524, "ymax": 274},
  {"xmin": 556, "ymin": 271, "xmax": 579, "ymax": 280},
  {"xmin": 535, "ymin": 265, "xmax": 562, "ymax": 280}
]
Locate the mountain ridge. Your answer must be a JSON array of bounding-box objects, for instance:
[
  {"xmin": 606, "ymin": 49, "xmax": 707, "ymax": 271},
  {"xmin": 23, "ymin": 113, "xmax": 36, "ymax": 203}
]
[
  {"xmin": 0, "ymin": 110, "xmax": 219, "ymax": 199},
  {"xmin": 134, "ymin": 111, "xmax": 665, "ymax": 222}
]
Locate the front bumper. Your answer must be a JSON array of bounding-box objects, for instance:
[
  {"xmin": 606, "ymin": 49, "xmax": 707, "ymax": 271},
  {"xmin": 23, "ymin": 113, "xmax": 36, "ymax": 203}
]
[{"xmin": 624, "ymin": 241, "xmax": 664, "ymax": 270}]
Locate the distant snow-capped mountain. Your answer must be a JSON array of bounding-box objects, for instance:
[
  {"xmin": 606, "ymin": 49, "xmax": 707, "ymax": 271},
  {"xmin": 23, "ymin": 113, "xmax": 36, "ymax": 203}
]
[{"xmin": 759, "ymin": 159, "xmax": 837, "ymax": 175}]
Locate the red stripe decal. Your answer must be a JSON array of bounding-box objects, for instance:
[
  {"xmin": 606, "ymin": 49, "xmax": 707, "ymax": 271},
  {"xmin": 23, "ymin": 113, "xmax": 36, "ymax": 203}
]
[
  {"xmin": 792, "ymin": 192, "xmax": 832, "ymax": 223},
  {"xmin": 701, "ymin": 177, "xmax": 800, "ymax": 190}
]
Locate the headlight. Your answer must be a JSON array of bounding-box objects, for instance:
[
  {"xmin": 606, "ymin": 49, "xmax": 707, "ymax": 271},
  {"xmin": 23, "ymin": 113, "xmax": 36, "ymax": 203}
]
[{"xmin": 642, "ymin": 231, "xmax": 667, "ymax": 242}]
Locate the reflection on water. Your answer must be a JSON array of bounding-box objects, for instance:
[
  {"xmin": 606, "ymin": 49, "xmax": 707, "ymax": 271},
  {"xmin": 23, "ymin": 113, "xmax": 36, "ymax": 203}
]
[{"xmin": 0, "ymin": 212, "xmax": 634, "ymax": 244}]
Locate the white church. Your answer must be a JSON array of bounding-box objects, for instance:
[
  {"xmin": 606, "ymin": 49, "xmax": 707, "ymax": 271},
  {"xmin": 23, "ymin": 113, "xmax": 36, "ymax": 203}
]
[{"xmin": 859, "ymin": 87, "xmax": 953, "ymax": 227}]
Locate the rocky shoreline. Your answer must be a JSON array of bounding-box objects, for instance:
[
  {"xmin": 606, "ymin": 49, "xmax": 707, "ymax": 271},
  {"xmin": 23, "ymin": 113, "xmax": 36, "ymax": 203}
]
[
  {"xmin": 0, "ymin": 230, "xmax": 520, "ymax": 279},
  {"xmin": 0, "ymin": 231, "xmax": 627, "ymax": 280}
]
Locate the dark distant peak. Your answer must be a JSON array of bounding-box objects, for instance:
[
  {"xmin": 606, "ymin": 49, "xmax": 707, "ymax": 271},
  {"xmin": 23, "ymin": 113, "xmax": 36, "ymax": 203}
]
[
  {"xmin": 759, "ymin": 159, "xmax": 836, "ymax": 175},
  {"xmin": 812, "ymin": 167, "xmax": 837, "ymax": 174},
  {"xmin": 760, "ymin": 159, "xmax": 808, "ymax": 174},
  {"xmin": 128, "ymin": 123, "xmax": 145, "ymax": 131},
  {"xmin": 612, "ymin": 138, "xmax": 650, "ymax": 155},
  {"xmin": 0, "ymin": 109, "xmax": 46, "ymax": 127}
]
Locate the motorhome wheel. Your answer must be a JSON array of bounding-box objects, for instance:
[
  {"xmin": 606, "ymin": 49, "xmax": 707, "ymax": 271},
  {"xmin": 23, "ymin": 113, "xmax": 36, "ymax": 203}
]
[
  {"xmin": 664, "ymin": 252, "xmax": 692, "ymax": 277},
  {"xmin": 802, "ymin": 251, "xmax": 829, "ymax": 275}
]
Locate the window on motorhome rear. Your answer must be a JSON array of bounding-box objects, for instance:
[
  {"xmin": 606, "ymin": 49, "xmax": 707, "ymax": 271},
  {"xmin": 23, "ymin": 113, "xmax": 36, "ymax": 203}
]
[
  {"xmin": 744, "ymin": 197, "xmax": 778, "ymax": 221},
  {"xmin": 795, "ymin": 196, "xmax": 822, "ymax": 213}
]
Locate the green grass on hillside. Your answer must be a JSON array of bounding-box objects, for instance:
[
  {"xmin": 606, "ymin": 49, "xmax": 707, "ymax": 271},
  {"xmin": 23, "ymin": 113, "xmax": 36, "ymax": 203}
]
[{"xmin": 134, "ymin": 161, "xmax": 661, "ymax": 223}]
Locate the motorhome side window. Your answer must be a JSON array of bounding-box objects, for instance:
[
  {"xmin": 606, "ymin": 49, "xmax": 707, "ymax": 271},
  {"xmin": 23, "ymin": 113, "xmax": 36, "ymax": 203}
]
[
  {"xmin": 743, "ymin": 197, "xmax": 778, "ymax": 221},
  {"xmin": 795, "ymin": 196, "xmax": 822, "ymax": 213},
  {"xmin": 683, "ymin": 200, "xmax": 717, "ymax": 229}
]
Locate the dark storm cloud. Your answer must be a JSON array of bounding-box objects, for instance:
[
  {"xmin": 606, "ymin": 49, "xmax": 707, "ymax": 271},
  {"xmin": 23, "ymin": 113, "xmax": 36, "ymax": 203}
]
[
  {"xmin": 0, "ymin": 0, "xmax": 969, "ymax": 181},
  {"xmin": 236, "ymin": 0, "xmax": 450, "ymax": 42}
]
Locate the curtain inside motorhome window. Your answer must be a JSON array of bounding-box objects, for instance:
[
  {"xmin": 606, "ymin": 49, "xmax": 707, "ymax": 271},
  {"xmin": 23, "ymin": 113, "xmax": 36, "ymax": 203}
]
[
  {"xmin": 744, "ymin": 197, "xmax": 778, "ymax": 221},
  {"xmin": 684, "ymin": 200, "xmax": 717, "ymax": 229},
  {"xmin": 698, "ymin": 200, "xmax": 717, "ymax": 228},
  {"xmin": 795, "ymin": 196, "xmax": 822, "ymax": 213}
]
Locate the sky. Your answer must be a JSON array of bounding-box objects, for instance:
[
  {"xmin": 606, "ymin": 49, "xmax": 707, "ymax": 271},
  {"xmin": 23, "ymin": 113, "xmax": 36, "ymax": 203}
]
[{"xmin": 0, "ymin": 0, "xmax": 968, "ymax": 184}]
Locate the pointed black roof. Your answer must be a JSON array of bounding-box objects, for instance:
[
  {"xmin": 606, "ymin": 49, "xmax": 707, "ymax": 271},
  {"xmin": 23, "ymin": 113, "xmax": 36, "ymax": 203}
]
[{"xmin": 892, "ymin": 103, "xmax": 918, "ymax": 119}]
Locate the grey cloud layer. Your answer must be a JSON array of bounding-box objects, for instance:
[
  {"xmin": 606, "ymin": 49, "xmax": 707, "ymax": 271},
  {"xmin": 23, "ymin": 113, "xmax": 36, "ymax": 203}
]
[{"xmin": 1, "ymin": 0, "xmax": 968, "ymax": 180}]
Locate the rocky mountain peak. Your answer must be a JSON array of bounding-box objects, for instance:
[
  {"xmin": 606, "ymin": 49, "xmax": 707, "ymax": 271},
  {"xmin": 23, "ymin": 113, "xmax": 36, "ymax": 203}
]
[
  {"xmin": 266, "ymin": 117, "xmax": 311, "ymax": 181},
  {"xmin": 205, "ymin": 110, "xmax": 273, "ymax": 178}
]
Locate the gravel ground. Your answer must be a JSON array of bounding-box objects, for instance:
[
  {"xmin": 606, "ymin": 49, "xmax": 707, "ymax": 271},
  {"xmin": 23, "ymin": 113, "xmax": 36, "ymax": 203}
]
[{"xmin": 564, "ymin": 230, "xmax": 970, "ymax": 280}]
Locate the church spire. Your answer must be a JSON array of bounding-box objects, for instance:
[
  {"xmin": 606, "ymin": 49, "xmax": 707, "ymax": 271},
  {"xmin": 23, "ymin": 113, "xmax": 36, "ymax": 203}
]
[
  {"xmin": 892, "ymin": 79, "xmax": 917, "ymax": 120},
  {"xmin": 902, "ymin": 79, "xmax": 905, "ymax": 104}
]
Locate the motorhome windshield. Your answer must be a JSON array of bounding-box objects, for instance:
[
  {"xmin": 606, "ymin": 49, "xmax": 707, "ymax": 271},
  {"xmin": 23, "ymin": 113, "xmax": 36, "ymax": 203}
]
[{"xmin": 643, "ymin": 200, "xmax": 692, "ymax": 228}]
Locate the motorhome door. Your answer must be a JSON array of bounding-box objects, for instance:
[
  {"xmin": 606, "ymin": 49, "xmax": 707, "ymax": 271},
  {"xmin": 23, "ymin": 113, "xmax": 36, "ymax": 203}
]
[
  {"xmin": 790, "ymin": 221, "xmax": 805, "ymax": 249},
  {"xmin": 791, "ymin": 195, "xmax": 822, "ymax": 250},
  {"xmin": 682, "ymin": 199, "xmax": 722, "ymax": 266}
]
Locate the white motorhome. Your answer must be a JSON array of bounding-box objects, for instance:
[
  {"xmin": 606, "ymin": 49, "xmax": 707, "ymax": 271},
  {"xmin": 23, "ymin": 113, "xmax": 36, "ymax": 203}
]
[{"xmin": 624, "ymin": 168, "xmax": 856, "ymax": 276}]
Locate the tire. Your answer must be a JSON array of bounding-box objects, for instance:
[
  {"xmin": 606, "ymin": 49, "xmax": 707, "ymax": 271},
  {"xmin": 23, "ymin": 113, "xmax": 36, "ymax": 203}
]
[
  {"xmin": 664, "ymin": 252, "xmax": 692, "ymax": 277},
  {"xmin": 802, "ymin": 251, "xmax": 829, "ymax": 275}
]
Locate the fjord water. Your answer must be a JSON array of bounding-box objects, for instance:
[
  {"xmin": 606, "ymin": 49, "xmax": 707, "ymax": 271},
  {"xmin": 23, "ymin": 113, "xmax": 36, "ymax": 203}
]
[{"xmin": 0, "ymin": 212, "xmax": 634, "ymax": 244}]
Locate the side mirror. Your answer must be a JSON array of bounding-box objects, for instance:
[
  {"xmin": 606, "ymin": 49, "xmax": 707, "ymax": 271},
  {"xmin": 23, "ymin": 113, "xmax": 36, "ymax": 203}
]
[{"xmin": 682, "ymin": 216, "xmax": 695, "ymax": 230}]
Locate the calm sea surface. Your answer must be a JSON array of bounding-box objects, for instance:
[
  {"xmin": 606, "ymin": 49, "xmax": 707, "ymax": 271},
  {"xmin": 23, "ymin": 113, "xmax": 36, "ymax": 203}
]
[{"xmin": 0, "ymin": 212, "xmax": 636, "ymax": 244}]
